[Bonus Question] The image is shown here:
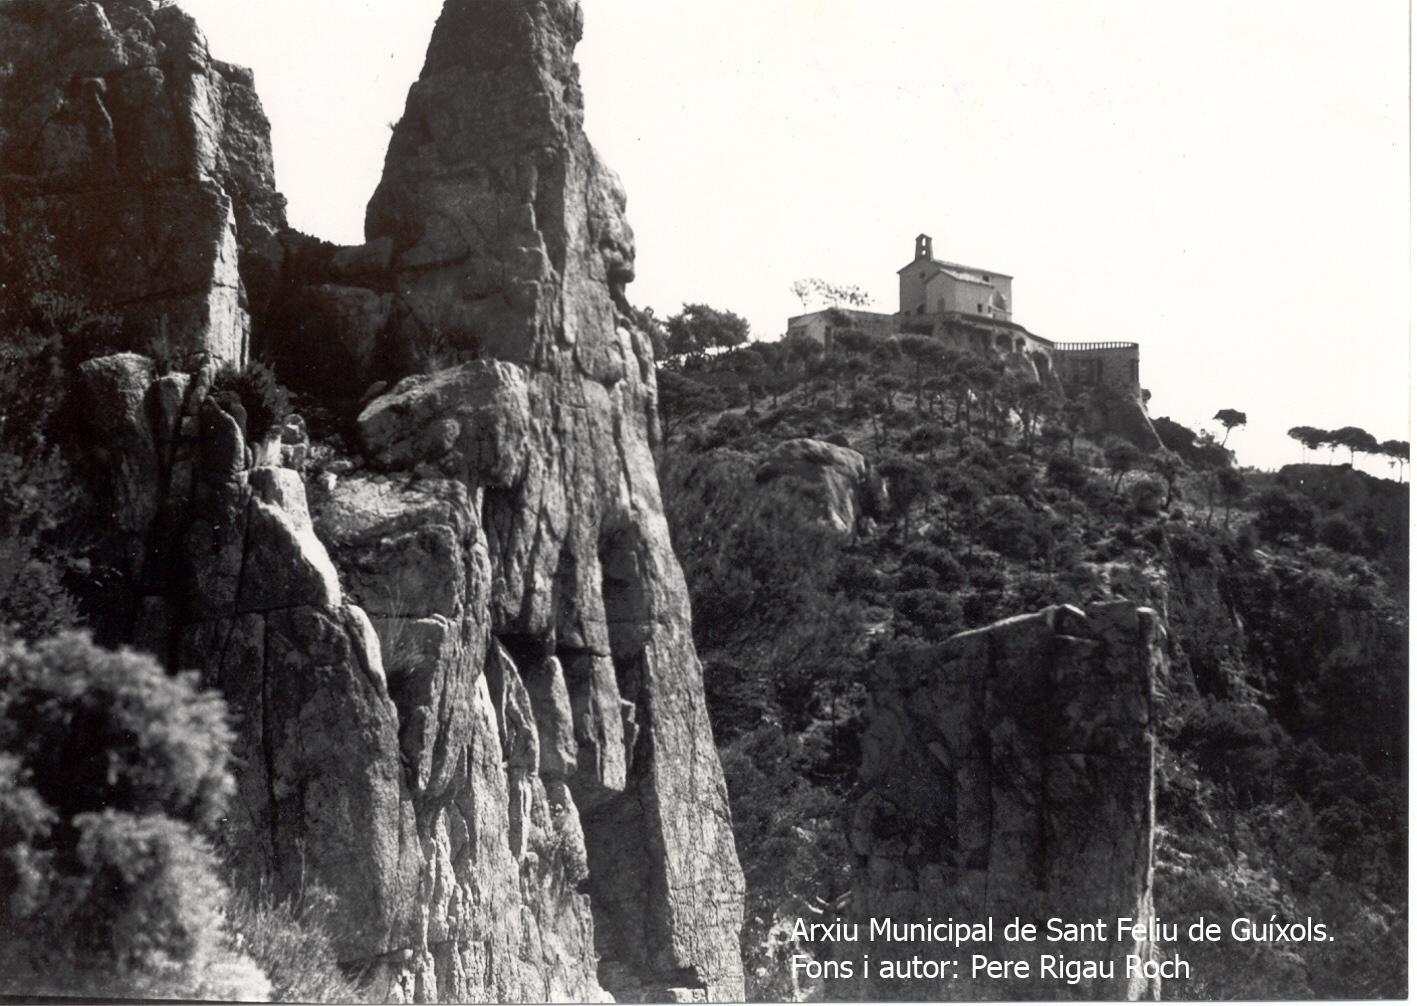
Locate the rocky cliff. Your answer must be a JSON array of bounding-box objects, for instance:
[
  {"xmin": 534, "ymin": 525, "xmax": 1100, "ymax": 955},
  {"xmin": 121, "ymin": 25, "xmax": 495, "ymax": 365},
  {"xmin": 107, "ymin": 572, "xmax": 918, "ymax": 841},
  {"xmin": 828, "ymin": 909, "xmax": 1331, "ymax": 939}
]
[
  {"xmin": 0, "ymin": 0, "xmax": 284, "ymax": 363},
  {"xmin": 3, "ymin": 0, "xmax": 743, "ymax": 1001},
  {"xmin": 847, "ymin": 602, "xmax": 1163, "ymax": 1000}
]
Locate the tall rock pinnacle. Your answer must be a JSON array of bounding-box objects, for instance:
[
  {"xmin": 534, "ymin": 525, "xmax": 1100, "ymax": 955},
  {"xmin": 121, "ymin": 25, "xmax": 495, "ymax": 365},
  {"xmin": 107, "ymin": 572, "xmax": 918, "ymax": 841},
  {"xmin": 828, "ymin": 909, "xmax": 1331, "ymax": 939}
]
[
  {"xmin": 365, "ymin": 0, "xmax": 634, "ymax": 372},
  {"xmin": 350, "ymin": 2, "xmax": 746, "ymax": 996}
]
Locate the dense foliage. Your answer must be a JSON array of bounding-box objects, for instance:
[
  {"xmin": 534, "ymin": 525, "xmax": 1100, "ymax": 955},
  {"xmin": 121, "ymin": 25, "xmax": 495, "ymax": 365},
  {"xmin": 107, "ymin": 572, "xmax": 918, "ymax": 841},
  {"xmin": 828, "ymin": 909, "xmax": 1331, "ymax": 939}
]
[
  {"xmin": 0, "ymin": 633, "xmax": 267, "ymax": 998},
  {"xmin": 653, "ymin": 314, "xmax": 1407, "ymax": 1000}
]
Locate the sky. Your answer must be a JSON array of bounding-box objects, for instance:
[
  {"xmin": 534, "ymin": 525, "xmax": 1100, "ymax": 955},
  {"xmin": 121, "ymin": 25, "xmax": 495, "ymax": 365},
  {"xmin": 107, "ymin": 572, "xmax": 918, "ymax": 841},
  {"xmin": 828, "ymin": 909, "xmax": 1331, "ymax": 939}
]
[{"xmin": 178, "ymin": 1, "xmax": 1410, "ymax": 476}]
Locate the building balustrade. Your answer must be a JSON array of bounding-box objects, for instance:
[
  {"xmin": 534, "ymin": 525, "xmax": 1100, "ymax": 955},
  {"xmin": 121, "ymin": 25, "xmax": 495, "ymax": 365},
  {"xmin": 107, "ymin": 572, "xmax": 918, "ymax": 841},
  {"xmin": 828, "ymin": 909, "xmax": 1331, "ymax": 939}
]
[{"xmin": 1052, "ymin": 341, "xmax": 1139, "ymax": 352}]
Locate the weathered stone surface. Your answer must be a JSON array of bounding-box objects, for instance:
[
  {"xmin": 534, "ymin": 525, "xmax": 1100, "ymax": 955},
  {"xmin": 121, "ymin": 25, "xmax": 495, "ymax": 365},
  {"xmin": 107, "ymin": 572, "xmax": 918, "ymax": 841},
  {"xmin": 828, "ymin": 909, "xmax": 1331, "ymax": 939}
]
[
  {"xmin": 312, "ymin": 474, "xmax": 477, "ymax": 620},
  {"xmin": 357, "ymin": 360, "xmax": 532, "ymax": 483},
  {"xmin": 75, "ymin": 353, "xmax": 158, "ymax": 544},
  {"xmin": 755, "ymin": 437, "xmax": 877, "ymax": 534},
  {"xmin": 347, "ymin": 0, "xmax": 745, "ymax": 995},
  {"xmin": 35, "ymin": 1, "xmax": 745, "ymax": 1001},
  {"xmin": 240, "ymin": 467, "xmax": 342, "ymax": 612},
  {"xmin": 524, "ymin": 655, "xmax": 579, "ymax": 781},
  {"xmin": 260, "ymin": 603, "xmax": 422, "ymax": 960},
  {"xmin": 0, "ymin": 0, "xmax": 286, "ymax": 363},
  {"xmin": 562, "ymin": 651, "xmax": 628, "ymax": 807},
  {"xmin": 849, "ymin": 601, "xmax": 1162, "ymax": 1000}
]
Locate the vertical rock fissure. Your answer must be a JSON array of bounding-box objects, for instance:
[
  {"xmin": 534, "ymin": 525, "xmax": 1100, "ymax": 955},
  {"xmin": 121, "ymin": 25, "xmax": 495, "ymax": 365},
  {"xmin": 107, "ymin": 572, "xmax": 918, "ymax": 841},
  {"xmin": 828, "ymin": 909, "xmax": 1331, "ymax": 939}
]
[
  {"xmin": 259, "ymin": 618, "xmax": 278, "ymax": 877},
  {"xmin": 1034, "ymin": 627, "xmax": 1060, "ymax": 893}
]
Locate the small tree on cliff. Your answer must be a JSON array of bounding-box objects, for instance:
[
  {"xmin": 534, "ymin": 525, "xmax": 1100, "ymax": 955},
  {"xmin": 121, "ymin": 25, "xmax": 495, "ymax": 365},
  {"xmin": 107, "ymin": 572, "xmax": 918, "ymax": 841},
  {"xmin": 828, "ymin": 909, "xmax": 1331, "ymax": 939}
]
[
  {"xmin": 1207, "ymin": 466, "xmax": 1247, "ymax": 528},
  {"xmin": 1329, "ymin": 426, "xmax": 1379, "ymax": 466},
  {"xmin": 1213, "ymin": 409, "xmax": 1247, "ymax": 448},
  {"xmin": 1287, "ymin": 426, "xmax": 1328, "ymax": 464},
  {"xmin": 1104, "ymin": 436, "xmax": 1144, "ymax": 494},
  {"xmin": 878, "ymin": 456, "xmax": 933, "ymax": 543},
  {"xmin": 665, "ymin": 304, "xmax": 750, "ymax": 362},
  {"xmin": 1379, "ymin": 439, "xmax": 1409, "ymax": 481},
  {"xmin": 1151, "ymin": 449, "xmax": 1186, "ymax": 508},
  {"xmin": 657, "ymin": 369, "xmax": 726, "ymax": 440}
]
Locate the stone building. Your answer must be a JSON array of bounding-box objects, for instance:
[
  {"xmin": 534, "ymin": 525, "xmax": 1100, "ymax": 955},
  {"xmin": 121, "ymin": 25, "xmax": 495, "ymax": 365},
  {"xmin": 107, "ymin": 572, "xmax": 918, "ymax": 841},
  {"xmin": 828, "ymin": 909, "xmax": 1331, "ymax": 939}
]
[
  {"xmin": 785, "ymin": 234, "xmax": 1143, "ymax": 396},
  {"xmin": 898, "ymin": 233, "xmax": 1012, "ymax": 321}
]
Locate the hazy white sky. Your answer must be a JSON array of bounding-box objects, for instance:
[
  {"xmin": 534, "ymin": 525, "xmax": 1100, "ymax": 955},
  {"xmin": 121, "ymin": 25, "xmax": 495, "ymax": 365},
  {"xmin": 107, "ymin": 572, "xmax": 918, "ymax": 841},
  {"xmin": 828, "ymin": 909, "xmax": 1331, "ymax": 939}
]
[{"xmin": 179, "ymin": 1, "xmax": 1409, "ymax": 475}]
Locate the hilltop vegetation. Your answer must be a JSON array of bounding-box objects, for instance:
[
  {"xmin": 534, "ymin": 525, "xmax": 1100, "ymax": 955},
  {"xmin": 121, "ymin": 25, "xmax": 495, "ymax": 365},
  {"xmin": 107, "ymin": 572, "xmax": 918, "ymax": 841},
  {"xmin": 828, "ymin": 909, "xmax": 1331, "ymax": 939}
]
[{"xmin": 653, "ymin": 314, "xmax": 1407, "ymax": 1000}]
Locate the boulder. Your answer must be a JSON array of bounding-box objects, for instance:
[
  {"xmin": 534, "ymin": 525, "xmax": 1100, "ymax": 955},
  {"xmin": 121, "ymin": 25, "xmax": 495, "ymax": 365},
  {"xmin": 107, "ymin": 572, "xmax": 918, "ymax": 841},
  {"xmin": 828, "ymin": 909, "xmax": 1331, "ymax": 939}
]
[
  {"xmin": 357, "ymin": 360, "xmax": 532, "ymax": 485},
  {"xmin": 755, "ymin": 437, "xmax": 878, "ymax": 533}
]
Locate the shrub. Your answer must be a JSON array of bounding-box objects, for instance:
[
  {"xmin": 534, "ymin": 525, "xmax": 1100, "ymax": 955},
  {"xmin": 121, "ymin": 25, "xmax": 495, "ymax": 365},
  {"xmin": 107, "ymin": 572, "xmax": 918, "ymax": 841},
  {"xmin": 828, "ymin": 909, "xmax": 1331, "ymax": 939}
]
[
  {"xmin": 226, "ymin": 885, "xmax": 371, "ymax": 1003},
  {"xmin": 834, "ymin": 554, "xmax": 888, "ymax": 594},
  {"xmin": 978, "ymin": 496, "xmax": 1048, "ymax": 561},
  {"xmin": 892, "ymin": 589, "xmax": 963, "ymax": 641},
  {"xmin": 1254, "ymin": 487, "xmax": 1315, "ymax": 542},
  {"xmin": 1315, "ymin": 514, "xmax": 1365, "ymax": 554},
  {"xmin": 901, "ymin": 542, "xmax": 967, "ymax": 589},
  {"xmin": 719, "ymin": 724, "xmax": 852, "ymax": 1001},
  {"xmin": 1127, "ymin": 475, "xmax": 1166, "ymax": 516},
  {"xmin": 143, "ymin": 323, "xmax": 203, "ymax": 377},
  {"xmin": 969, "ymin": 566, "xmax": 1008, "ymax": 592},
  {"xmin": 895, "ymin": 563, "xmax": 938, "ymax": 590},
  {"xmin": 0, "ymin": 446, "xmax": 81, "ymax": 641},
  {"xmin": 958, "ymin": 436, "xmax": 998, "ymax": 468},
  {"xmin": 0, "ymin": 634, "xmax": 265, "ymax": 998},
  {"xmin": 211, "ymin": 360, "xmax": 291, "ymax": 444},
  {"xmin": 1001, "ymin": 458, "xmax": 1036, "ymax": 497},
  {"xmin": 1074, "ymin": 442, "xmax": 1105, "ymax": 468},
  {"xmin": 1046, "ymin": 453, "xmax": 1091, "ymax": 493},
  {"xmin": 1011, "ymin": 571, "xmax": 1081, "ymax": 612},
  {"xmin": 696, "ymin": 412, "xmax": 755, "ymax": 451},
  {"xmin": 960, "ymin": 590, "xmax": 1000, "ymax": 625}
]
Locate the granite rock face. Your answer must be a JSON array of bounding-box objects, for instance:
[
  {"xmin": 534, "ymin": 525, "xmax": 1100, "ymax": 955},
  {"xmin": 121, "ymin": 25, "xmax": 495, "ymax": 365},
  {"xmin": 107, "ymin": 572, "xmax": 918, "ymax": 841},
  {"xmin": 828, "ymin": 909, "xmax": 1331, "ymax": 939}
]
[
  {"xmin": 754, "ymin": 437, "xmax": 878, "ymax": 534},
  {"xmin": 848, "ymin": 602, "xmax": 1163, "ymax": 1000},
  {"xmin": 326, "ymin": 3, "xmax": 745, "ymax": 995},
  {"xmin": 18, "ymin": 0, "xmax": 744, "ymax": 1001},
  {"xmin": 0, "ymin": 0, "xmax": 286, "ymax": 364}
]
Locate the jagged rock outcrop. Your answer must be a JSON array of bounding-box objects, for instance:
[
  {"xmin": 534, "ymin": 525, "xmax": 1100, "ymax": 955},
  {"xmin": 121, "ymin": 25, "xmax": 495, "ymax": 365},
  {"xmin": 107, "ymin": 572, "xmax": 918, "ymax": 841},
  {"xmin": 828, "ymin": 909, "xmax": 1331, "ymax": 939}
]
[
  {"xmin": 0, "ymin": 0, "xmax": 285, "ymax": 363},
  {"xmin": 754, "ymin": 438, "xmax": 879, "ymax": 534},
  {"xmin": 847, "ymin": 602, "xmax": 1163, "ymax": 1000},
  {"xmin": 311, "ymin": 1, "xmax": 744, "ymax": 996},
  {"xmin": 16, "ymin": 0, "xmax": 744, "ymax": 1001}
]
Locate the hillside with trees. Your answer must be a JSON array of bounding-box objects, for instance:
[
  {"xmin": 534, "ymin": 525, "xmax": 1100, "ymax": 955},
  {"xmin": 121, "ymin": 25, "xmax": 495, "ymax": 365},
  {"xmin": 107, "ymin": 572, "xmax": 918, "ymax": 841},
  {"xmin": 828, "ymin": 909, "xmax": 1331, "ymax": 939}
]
[{"xmin": 652, "ymin": 309, "xmax": 1407, "ymax": 999}]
